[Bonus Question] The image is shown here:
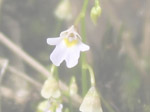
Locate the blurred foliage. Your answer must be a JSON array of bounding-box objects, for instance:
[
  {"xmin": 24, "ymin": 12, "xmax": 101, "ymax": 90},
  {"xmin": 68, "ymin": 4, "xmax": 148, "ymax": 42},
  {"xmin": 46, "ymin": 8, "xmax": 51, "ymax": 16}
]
[
  {"xmin": 0, "ymin": 0, "xmax": 150, "ymax": 112},
  {"xmin": 121, "ymin": 58, "xmax": 141, "ymax": 112}
]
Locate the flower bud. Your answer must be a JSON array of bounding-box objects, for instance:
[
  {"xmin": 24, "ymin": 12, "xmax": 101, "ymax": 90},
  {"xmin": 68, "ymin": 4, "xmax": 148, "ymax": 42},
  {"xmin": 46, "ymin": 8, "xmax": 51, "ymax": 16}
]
[
  {"xmin": 69, "ymin": 76, "xmax": 78, "ymax": 96},
  {"xmin": 37, "ymin": 100, "xmax": 63, "ymax": 112},
  {"xmin": 54, "ymin": 0, "xmax": 72, "ymax": 20},
  {"xmin": 90, "ymin": 0, "xmax": 102, "ymax": 25},
  {"xmin": 37, "ymin": 100, "xmax": 48, "ymax": 112},
  {"xmin": 79, "ymin": 86, "xmax": 103, "ymax": 112},
  {"xmin": 41, "ymin": 76, "xmax": 61, "ymax": 99}
]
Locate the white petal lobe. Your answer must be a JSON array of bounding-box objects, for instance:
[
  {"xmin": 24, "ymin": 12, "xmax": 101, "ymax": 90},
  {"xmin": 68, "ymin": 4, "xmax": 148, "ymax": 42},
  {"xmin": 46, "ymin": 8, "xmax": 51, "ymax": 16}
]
[
  {"xmin": 79, "ymin": 42, "xmax": 90, "ymax": 51},
  {"xmin": 50, "ymin": 42, "xmax": 67, "ymax": 66},
  {"xmin": 65, "ymin": 47, "xmax": 80, "ymax": 68},
  {"xmin": 47, "ymin": 37, "xmax": 61, "ymax": 45}
]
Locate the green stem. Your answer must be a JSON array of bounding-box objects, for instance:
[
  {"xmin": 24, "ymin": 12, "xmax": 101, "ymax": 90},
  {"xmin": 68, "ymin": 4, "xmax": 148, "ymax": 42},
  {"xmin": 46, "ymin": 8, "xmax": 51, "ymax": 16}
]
[
  {"xmin": 82, "ymin": 0, "xmax": 89, "ymax": 12},
  {"xmin": 81, "ymin": 62, "xmax": 87, "ymax": 96},
  {"xmin": 81, "ymin": 18, "xmax": 86, "ymax": 42},
  {"xmin": 50, "ymin": 64, "xmax": 56, "ymax": 74},
  {"xmin": 52, "ymin": 19, "xmax": 62, "ymax": 80},
  {"xmin": 79, "ymin": 0, "xmax": 89, "ymax": 97},
  {"xmin": 81, "ymin": 17, "xmax": 88, "ymax": 96},
  {"xmin": 50, "ymin": 64, "xmax": 59, "ymax": 80},
  {"xmin": 69, "ymin": 96, "xmax": 73, "ymax": 112},
  {"xmin": 55, "ymin": 67, "xmax": 59, "ymax": 80},
  {"xmin": 74, "ymin": 0, "xmax": 89, "ymax": 26}
]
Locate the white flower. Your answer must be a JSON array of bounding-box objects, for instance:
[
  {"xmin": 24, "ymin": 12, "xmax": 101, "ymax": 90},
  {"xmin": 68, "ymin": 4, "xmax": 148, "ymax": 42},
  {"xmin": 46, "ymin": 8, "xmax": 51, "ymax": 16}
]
[{"xmin": 47, "ymin": 25, "xmax": 90, "ymax": 68}]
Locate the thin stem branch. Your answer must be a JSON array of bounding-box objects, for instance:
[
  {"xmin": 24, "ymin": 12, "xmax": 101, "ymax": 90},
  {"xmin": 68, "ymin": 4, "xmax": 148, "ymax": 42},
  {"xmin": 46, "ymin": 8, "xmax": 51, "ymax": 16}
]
[
  {"xmin": 0, "ymin": 59, "xmax": 8, "ymax": 79},
  {"xmin": 0, "ymin": 33, "xmax": 50, "ymax": 77},
  {"xmin": 8, "ymin": 66, "xmax": 42, "ymax": 90},
  {"xmin": 83, "ymin": 64, "xmax": 115, "ymax": 112},
  {"xmin": 81, "ymin": 18, "xmax": 87, "ymax": 96},
  {"xmin": 75, "ymin": 0, "xmax": 90, "ymax": 96},
  {"xmin": 74, "ymin": 0, "xmax": 89, "ymax": 26},
  {"xmin": 84, "ymin": 64, "xmax": 96, "ymax": 87},
  {"xmin": 0, "ymin": 60, "xmax": 42, "ymax": 90},
  {"xmin": 81, "ymin": 63, "xmax": 87, "ymax": 96}
]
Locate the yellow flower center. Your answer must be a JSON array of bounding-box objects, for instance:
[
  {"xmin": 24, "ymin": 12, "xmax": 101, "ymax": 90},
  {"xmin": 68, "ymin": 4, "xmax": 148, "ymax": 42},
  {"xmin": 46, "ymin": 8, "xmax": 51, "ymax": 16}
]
[{"xmin": 63, "ymin": 38, "xmax": 78, "ymax": 48}]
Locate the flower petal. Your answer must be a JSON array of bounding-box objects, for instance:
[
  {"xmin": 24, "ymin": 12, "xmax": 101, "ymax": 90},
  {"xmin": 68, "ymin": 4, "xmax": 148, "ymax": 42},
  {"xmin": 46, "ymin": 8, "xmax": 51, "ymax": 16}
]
[
  {"xmin": 79, "ymin": 42, "xmax": 90, "ymax": 52},
  {"xmin": 60, "ymin": 25, "xmax": 75, "ymax": 37},
  {"xmin": 50, "ymin": 42, "xmax": 67, "ymax": 66},
  {"xmin": 41, "ymin": 77, "xmax": 61, "ymax": 99},
  {"xmin": 60, "ymin": 30, "xmax": 68, "ymax": 37},
  {"xmin": 47, "ymin": 37, "xmax": 61, "ymax": 45},
  {"xmin": 65, "ymin": 47, "xmax": 80, "ymax": 68},
  {"xmin": 79, "ymin": 87, "xmax": 103, "ymax": 112},
  {"xmin": 66, "ymin": 25, "xmax": 74, "ymax": 32},
  {"xmin": 56, "ymin": 104, "xmax": 63, "ymax": 112},
  {"xmin": 52, "ymin": 89, "xmax": 61, "ymax": 99}
]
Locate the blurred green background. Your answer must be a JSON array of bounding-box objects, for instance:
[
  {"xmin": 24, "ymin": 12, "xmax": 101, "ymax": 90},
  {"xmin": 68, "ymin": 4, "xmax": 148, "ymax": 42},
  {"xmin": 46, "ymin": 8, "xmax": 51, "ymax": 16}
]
[{"xmin": 0, "ymin": 0, "xmax": 150, "ymax": 112}]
